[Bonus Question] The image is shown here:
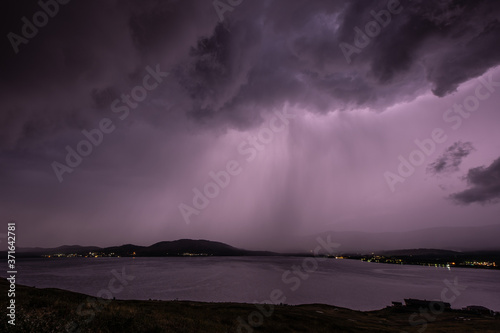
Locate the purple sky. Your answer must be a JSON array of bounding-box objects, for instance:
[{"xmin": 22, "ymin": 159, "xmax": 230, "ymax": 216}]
[{"xmin": 1, "ymin": 0, "xmax": 500, "ymax": 249}]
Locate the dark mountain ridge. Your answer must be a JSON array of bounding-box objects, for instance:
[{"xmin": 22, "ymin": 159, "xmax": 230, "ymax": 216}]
[{"xmin": 8, "ymin": 239, "xmax": 276, "ymax": 258}]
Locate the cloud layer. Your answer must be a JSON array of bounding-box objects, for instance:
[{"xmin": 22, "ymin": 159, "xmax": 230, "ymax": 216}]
[
  {"xmin": 2, "ymin": 0, "xmax": 500, "ymax": 247},
  {"xmin": 451, "ymin": 157, "xmax": 500, "ymax": 205},
  {"xmin": 428, "ymin": 141, "xmax": 474, "ymax": 175},
  {"xmin": 3, "ymin": 0, "xmax": 500, "ymax": 149}
]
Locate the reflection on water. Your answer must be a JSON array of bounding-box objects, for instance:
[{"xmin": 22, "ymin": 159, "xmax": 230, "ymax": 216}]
[{"xmin": 5, "ymin": 256, "xmax": 500, "ymax": 311}]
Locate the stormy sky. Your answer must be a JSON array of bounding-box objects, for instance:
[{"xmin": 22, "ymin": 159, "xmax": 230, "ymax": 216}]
[{"xmin": 1, "ymin": 0, "xmax": 500, "ymax": 249}]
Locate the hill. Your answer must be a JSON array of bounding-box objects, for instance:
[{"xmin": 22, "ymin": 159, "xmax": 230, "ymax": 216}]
[{"xmin": 5, "ymin": 239, "xmax": 276, "ymax": 258}]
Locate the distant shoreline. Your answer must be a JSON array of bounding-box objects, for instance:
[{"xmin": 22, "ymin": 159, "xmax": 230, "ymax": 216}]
[
  {"xmin": 4, "ymin": 239, "xmax": 499, "ymax": 272},
  {"xmin": 8, "ymin": 254, "xmax": 500, "ymax": 271}
]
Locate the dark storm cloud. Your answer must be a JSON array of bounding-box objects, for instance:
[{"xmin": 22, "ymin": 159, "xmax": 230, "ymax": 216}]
[
  {"xmin": 0, "ymin": 0, "xmax": 216, "ymax": 151},
  {"xmin": 450, "ymin": 157, "xmax": 500, "ymax": 205},
  {"xmin": 2, "ymin": 0, "xmax": 500, "ymax": 247},
  {"xmin": 427, "ymin": 141, "xmax": 474, "ymax": 175},
  {"xmin": 2, "ymin": 0, "xmax": 500, "ymax": 148},
  {"xmin": 174, "ymin": 0, "xmax": 500, "ymax": 129}
]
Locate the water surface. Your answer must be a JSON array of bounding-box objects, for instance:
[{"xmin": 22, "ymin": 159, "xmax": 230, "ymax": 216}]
[{"xmin": 5, "ymin": 257, "xmax": 500, "ymax": 311}]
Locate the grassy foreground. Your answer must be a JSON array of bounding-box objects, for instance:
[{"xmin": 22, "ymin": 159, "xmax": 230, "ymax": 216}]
[{"xmin": 1, "ymin": 278, "xmax": 499, "ymax": 332}]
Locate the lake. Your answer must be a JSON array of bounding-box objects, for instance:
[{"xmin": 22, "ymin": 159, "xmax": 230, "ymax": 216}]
[{"xmin": 5, "ymin": 256, "xmax": 500, "ymax": 311}]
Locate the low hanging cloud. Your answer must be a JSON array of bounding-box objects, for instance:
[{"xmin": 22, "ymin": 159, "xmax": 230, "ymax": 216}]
[
  {"xmin": 427, "ymin": 141, "xmax": 475, "ymax": 175},
  {"xmin": 175, "ymin": 0, "xmax": 500, "ymax": 127},
  {"xmin": 450, "ymin": 156, "xmax": 500, "ymax": 205},
  {"xmin": 3, "ymin": 0, "xmax": 500, "ymax": 149}
]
